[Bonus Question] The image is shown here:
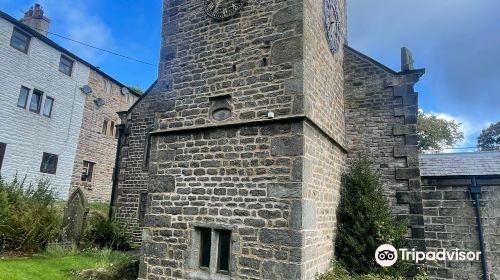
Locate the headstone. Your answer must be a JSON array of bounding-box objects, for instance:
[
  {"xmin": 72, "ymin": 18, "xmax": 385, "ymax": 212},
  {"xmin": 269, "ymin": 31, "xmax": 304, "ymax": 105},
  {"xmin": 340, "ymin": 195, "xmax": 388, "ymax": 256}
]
[{"xmin": 61, "ymin": 188, "xmax": 89, "ymax": 246}]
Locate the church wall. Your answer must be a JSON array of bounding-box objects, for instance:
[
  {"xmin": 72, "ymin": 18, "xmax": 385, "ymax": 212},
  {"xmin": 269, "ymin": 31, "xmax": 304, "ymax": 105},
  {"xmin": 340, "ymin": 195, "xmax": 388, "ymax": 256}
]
[
  {"xmin": 343, "ymin": 47, "xmax": 426, "ymax": 251},
  {"xmin": 301, "ymin": 0, "xmax": 348, "ymax": 277},
  {"xmin": 421, "ymin": 177, "xmax": 500, "ymax": 280},
  {"xmin": 139, "ymin": 121, "xmax": 305, "ymax": 279}
]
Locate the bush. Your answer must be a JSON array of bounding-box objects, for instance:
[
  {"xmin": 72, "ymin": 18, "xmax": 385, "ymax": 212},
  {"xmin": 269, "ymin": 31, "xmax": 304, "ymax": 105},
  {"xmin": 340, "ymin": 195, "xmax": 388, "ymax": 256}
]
[
  {"xmin": 335, "ymin": 156, "xmax": 409, "ymax": 276},
  {"xmin": 316, "ymin": 261, "xmax": 428, "ymax": 280},
  {"xmin": 84, "ymin": 212, "xmax": 130, "ymax": 250},
  {"xmin": 0, "ymin": 176, "xmax": 61, "ymax": 254}
]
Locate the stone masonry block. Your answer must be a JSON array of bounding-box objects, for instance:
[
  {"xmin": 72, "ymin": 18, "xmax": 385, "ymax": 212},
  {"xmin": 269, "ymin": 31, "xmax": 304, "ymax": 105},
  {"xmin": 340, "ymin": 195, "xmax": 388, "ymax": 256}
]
[
  {"xmin": 393, "ymin": 124, "xmax": 416, "ymax": 135},
  {"xmin": 267, "ymin": 182, "xmax": 302, "ymax": 198},
  {"xmin": 141, "ymin": 242, "xmax": 168, "ymax": 258},
  {"xmin": 144, "ymin": 215, "xmax": 171, "ymax": 228},
  {"xmin": 271, "ymin": 135, "xmax": 304, "ymax": 156},
  {"xmin": 148, "ymin": 175, "xmax": 175, "ymax": 193},
  {"xmin": 262, "ymin": 261, "xmax": 300, "ymax": 280},
  {"xmin": 395, "ymin": 168, "xmax": 420, "ymax": 180},
  {"xmin": 271, "ymin": 36, "xmax": 303, "ymax": 65},
  {"xmin": 272, "ymin": 4, "xmax": 303, "ymax": 26},
  {"xmin": 259, "ymin": 229, "xmax": 302, "ymax": 247}
]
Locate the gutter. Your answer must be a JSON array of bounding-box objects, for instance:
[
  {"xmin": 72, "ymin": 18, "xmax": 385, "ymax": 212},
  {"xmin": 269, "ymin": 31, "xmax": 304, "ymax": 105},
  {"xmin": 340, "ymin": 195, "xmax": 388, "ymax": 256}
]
[
  {"xmin": 109, "ymin": 123, "xmax": 126, "ymax": 220},
  {"xmin": 469, "ymin": 176, "xmax": 489, "ymax": 280}
]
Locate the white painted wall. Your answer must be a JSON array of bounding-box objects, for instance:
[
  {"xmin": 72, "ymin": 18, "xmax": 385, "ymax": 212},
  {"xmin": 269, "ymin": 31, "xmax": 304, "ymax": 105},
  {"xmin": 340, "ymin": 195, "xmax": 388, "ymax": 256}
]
[{"xmin": 0, "ymin": 18, "xmax": 89, "ymax": 198}]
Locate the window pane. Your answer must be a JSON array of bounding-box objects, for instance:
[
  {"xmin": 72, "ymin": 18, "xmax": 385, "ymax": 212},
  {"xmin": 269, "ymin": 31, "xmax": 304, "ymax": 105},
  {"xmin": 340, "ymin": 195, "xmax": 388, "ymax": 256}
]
[
  {"xmin": 40, "ymin": 152, "xmax": 58, "ymax": 174},
  {"xmin": 59, "ymin": 56, "xmax": 73, "ymax": 76},
  {"xmin": 30, "ymin": 91, "xmax": 42, "ymax": 113},
  {"xmin": 81, "ymin": 161, "xmax": 94, "ymax": 182},
  {"xmin": 43, "ymin": 97, "xmax": 54, "ymax": 117},
  {"xmin": 102, "ymin": 120, "xmax": 108, "ymax": 135},
  {"xmin": 10, "ymin": 29, "xmax": 30, "ymax": 52},
  {"xmin": 217, "ymin": 230, "xmax": 231, "ymax": 272},
  {"xmin": 199, "ymin": 228, "xmax": 211, "ymax": 268},
  {"xmin": 17, "ymin": 87, "xmax": 29, "ymax": 108}
]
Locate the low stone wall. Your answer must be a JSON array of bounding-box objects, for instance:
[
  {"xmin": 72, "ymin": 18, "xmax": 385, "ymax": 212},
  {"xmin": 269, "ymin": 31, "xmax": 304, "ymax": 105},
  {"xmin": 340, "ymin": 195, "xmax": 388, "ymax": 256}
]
[{"xmin": 421, "ymin": 176, "xmax": 500, "ymax": 279}]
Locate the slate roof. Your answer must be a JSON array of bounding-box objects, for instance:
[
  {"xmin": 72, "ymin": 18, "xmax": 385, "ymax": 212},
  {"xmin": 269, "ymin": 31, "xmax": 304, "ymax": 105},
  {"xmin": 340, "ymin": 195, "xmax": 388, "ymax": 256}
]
[
  {"xmin": 0, "ymin": 9, "xmax": 141, "ymax": 98},
  {"xmin": 419, "ymin": 151, "xmax": 500, "ymax": 177}
]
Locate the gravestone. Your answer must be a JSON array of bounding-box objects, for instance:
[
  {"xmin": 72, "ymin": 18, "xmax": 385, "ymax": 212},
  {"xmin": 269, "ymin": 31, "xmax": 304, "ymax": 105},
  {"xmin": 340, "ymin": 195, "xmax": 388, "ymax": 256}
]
[{"xmin": 61, "ymin": 187, "xmax": 89, "ymax": 246}]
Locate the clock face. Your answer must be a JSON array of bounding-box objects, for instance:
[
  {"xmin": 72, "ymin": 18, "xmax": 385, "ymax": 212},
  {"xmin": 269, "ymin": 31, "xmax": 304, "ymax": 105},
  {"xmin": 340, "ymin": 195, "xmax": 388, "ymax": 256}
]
[
  {"xmin": 323, "ymin": 0, "xmax": 342, "ymax": 54},
  {"xmin": 203, "ymin": 0, "xmax": 244, "ymax": 20}
]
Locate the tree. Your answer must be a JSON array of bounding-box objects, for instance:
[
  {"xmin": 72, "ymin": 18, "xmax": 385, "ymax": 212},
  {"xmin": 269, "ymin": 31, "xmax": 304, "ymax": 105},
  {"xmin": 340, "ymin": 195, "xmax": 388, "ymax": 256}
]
[
  {"xmin": 335, "ymin": 156, "xmax": 409, "ymax": 276},
  {"xmin": 477, "ymin": 121, "xmax": 500, "ymax": 151},
  {"xmin": 417, "ymin": 111, "xmax": 464, "ymax": 152}
]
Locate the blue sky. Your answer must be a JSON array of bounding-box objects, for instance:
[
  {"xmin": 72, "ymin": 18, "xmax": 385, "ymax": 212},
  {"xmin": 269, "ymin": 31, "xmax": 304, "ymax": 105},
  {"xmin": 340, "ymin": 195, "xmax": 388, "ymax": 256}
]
[{"xmin": 1, "ymin": 0, "xmax": 499, "ymax": 150}]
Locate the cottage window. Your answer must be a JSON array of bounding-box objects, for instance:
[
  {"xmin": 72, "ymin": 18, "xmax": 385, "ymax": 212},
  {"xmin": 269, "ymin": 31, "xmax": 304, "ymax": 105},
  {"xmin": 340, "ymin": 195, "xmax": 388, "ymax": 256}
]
[
  {"xmin": 10, "ymin": 28, "xmax": 30, "ymax": 53},
  {"xmin": 109, "ymin": 121, "xmax": 115, "ymax": 137},
  {"xmin": 0, "ymin": 143, "xmax": 6, "ymax": 171},
  {"xmin": 59, "ymin": 55, "xmax": 74, "ymax": 76},
  {"xmin": 102, "ymin": 120, "xmax": 109, "ymax": 135},
  {"xmin": 195, "ymin": 228, "xmax": 232, "ymax": 273},
  {"xmin": 17, "ymin": 86, "xmax": 30, "ymax": 108},
  {"xmin": 40, "ymin": 152, "xmax": 58, "ymax": 174},
  {"xmin": 199, "ymin": 228, "xmax": 212, "ymax": 269},
  {"xmin": 217, "ymin": 230, "xmax": 231, "ymax": 272},
  {"xmin": 104, "ymin": 80, "xmax": 112, "ymax": 94},
  {"xmin": 29, "ymin": 90, "xmax": 43, "ymax": 113},
  {"xmin": 43, "ymin": 96, "xmax": 54, "ymax": 117},
  {"xmin": 81, "ymin": 161, "xmax": 95, "ymax": 182}
]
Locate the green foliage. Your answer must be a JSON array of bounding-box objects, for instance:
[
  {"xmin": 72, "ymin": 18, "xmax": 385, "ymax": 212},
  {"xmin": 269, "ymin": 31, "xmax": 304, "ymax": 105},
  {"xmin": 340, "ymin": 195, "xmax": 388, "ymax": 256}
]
[
  {"xmin": 84, "ymin": 213, "xmax": 130, "ymax": 251},
  {"xmin": 128, "ymin": 86, "xmax": 143, "ymax": 96},
  {"xmin": 335, "ymin": 157, "xmax": 409, "ymax": 276},
  {"xmin": 0, "ymin": 176, "xmax": 61, "ymax": 254},
  {"xmin": 477, "ymin": 121, "xmax": 500, "ymax": 151},
  {"xmin": 316, "ymin": 261, "xmax": 428, "ymax": 280},
  {"xmin": 417, "ymin": 111, "xmax": 464, "ymax": 152},
  {"xmin": 0, "ymin": 246, "xmax": 131, "ymax": 280}
]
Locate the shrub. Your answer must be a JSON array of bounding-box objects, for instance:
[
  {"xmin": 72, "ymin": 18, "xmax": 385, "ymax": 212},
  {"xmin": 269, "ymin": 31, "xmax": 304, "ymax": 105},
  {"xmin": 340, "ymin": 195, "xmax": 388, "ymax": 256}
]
[
  {"xmin": 0, "ymin": 176, "xmax": 61, "ymax": 254},
  {"xmin": 84, "ymin": 212, "xmax": 130, "ymax": 250},
  {"xmin": 316, "ymin": 261, "xmax": 428, "ymax": 280},
  {"xmin": 335, "ymin": 156, "xmax": 409, "ymax": 276}
]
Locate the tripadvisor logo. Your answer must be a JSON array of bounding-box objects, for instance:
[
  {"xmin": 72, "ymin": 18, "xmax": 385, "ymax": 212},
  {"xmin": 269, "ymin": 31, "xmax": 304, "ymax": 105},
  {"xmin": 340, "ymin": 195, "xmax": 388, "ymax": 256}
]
[{"xmin": 375, "ymin": 244, "xmax": 482, "ymax": 266}]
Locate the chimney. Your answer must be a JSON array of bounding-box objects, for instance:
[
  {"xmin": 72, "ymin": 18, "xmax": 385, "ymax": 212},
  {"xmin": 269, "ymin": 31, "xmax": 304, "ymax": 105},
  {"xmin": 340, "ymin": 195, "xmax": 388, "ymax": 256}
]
[{"xmin": 20, "ymin": 4, "xmax": 51, "ymax": 36}]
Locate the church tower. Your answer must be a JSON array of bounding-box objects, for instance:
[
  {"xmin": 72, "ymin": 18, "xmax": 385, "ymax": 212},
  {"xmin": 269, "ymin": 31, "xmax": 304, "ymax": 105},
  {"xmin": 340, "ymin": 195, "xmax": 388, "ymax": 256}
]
[{"xmin": 114, "ymin": 0, "xmax": 348, "ymax": 279}]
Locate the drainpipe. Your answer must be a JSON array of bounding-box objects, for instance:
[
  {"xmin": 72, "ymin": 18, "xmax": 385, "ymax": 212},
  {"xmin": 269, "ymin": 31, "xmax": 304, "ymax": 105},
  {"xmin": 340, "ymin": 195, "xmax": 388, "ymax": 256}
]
[
  {"xmin": 109, "ymin": 119, "xmax": 127, "ymax": 220},
  {"xmin": 469, "ymin": 176, "xmax": 489, "ymax": 280}
]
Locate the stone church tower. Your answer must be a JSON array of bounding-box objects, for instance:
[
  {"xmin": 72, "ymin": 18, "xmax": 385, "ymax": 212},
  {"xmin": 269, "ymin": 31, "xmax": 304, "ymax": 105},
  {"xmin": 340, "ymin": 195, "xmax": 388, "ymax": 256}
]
[{"xmin": 113, "ymin": 0, "xmax": 425, "ymax": 279}]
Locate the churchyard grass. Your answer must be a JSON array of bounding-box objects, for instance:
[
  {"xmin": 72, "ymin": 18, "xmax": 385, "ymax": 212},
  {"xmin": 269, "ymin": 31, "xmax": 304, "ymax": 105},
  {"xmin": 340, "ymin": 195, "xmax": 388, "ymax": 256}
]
[{"xmin": 0, "ymin": 247, "xmax": 130, "ymax": 280}]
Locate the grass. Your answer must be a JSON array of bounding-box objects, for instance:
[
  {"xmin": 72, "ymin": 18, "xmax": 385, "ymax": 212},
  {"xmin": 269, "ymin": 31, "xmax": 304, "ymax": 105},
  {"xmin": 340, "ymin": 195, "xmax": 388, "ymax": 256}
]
[{"xmin": 0, "ymin": 247, "xmax": 130, "ymax": 280}]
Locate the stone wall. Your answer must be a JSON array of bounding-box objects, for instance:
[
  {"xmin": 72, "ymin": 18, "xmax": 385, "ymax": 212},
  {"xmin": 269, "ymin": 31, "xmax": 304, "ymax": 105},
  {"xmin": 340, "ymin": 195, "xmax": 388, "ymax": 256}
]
[
  {"xmin": 140, "ymin": 121, "xmax": 305, "ymax": 279},
  {"xmin": 343, "ymin": 46, "xmax": 426, "ymax": 250},
  {"xmin": 422, "ymin": 176, "xmax": 500, "ymax": 280},
  {"xmin": 114, "ymin": 0, "xmax": 349, "ymax": 278},
  {"xmin": 0, "ymin": 17, "xmax": 89, "ymax": 198},
  {"xmin": 69, "ymin": 70, "xmax": 138, "ymax": 202}
]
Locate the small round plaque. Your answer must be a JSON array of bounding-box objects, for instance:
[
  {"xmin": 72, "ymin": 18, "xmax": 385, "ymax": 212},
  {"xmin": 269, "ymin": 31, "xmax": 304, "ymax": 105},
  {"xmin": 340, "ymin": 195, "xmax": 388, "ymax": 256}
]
[{"xmin": 211, "ymin": 108, "xmax": 232, "ymax": 121}]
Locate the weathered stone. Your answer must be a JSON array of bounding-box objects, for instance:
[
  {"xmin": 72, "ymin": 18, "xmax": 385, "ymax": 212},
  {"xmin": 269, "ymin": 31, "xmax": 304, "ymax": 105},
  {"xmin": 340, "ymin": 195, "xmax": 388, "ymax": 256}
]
[
  {"xmin": 148, "ymin": 175, "xmax": 175, "ymax": 193},
  {"xmin": 271, "ymin": 136, "xmax": 303, "ymax": 156},
  {"xmin": 271, "ymin": 37, "xmax": 303, "ymax": 65},
  {"xmin": 61, "ymin": 188, "xmax": 89, "ymax": 246},
  {"xmin": 259, "ymin": 229, "xmax": 302, "ymax": 247}
]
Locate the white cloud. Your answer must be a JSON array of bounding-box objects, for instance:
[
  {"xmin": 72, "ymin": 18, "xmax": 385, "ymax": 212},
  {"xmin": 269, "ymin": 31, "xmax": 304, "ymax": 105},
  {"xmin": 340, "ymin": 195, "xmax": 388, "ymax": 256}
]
[
  {"xmin": 426, "ymin": 111, "xmax": 492, "ymax": 153},
  {"xmin": 36, "ymin": 0, "xmax": 114, "ymax": 64}
]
